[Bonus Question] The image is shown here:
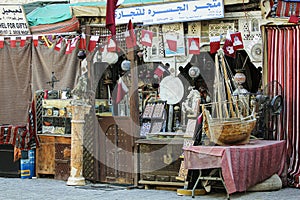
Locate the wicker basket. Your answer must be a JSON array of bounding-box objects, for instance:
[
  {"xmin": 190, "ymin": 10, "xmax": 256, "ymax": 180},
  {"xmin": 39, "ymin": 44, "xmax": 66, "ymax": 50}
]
[
  {"xmin": 205, "ymin": 117, "xmax": 256, "ymax": 145},
  {"xmin": 202, "ymin": 100, "xmax": 257, "ymax": 145}
]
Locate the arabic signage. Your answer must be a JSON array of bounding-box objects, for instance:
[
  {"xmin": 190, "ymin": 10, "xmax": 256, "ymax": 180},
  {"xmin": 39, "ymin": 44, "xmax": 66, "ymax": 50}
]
[
  {"xmin": 115, "ymin": 0, "xmax": 224, "ymax": 25},
  {"xmin": 0, "ymin": 5, "xmax": 30, "ymax": 35}
]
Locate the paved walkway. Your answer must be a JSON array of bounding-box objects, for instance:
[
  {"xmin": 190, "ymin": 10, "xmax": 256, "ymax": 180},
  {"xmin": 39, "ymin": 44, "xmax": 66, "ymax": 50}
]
[{"xmin": 0, "ymin": 177, "xmax": 300, "ymax": 200}]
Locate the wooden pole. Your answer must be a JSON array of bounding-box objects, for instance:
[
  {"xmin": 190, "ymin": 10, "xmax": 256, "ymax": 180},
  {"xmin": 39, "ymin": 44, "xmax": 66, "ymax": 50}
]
[
  {"xmin": 214, "ymin": 54, "xmax": 223, "ymax": 118},
  {"xmin": 220, "ymin": 54, "xmax": 236, "ymax": 118},
  {"xmin": 128, "ymin": 49, "xmax": 139, "ymax": 186},
  {"xmin": 128, "ymin": 50, "xmax": 139, "ymax": 133}
]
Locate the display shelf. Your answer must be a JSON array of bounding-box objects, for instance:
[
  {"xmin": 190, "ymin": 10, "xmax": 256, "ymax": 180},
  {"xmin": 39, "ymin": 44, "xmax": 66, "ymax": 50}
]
[{"xmin": 41, "ymin": 99, "xmax": 72, "ymax": 135}]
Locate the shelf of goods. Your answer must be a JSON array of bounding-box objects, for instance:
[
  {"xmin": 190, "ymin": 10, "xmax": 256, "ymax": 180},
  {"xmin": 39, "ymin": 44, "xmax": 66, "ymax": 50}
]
[{"xmin": 42, "ymin": 99, "xmax": 72, "ymax": 135}]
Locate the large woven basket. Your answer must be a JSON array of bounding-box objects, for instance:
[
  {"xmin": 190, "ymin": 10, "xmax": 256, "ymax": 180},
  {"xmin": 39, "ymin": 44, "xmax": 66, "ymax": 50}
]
[
  {"xmin": 205, "ymin": 117, "xmax": 256, "ymax": 145},
  {"xmin": 202, "ymin": 100, "xmax": 257, "ymax": 145}
]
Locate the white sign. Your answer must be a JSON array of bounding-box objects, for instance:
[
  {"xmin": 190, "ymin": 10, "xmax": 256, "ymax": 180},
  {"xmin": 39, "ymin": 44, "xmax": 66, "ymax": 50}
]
[
  {"xmin": 115, "ymin": 0, "xmax": 224, "ymax": 25},
  {"xmin": 0, "ymin": 5, "xmax": 30, "ymax": 35}
]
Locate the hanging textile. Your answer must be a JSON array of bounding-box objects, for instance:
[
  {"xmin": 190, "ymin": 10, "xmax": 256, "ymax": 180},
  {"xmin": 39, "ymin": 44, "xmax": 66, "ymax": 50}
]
[
  {"xmin": 31, "ymin": 37, "xmax": 81, "ymax": 93},
  {"xmin": 0, "ymin": 40, "xmax": 31, "ymax": 125},
  {"xmin": 265, "ymin": 25, "xmax": 300, "ymax": 187}
]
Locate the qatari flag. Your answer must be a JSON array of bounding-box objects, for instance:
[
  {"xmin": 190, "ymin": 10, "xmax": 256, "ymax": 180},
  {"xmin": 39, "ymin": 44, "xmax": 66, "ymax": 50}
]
[
  {"xmin": 106, "ymin": 0, "xmax": 122, "ymax": 36},
  {"xmin": 116, "ymin": 77, "xmax": 129, "ymax": 104},
  {"xmin": 166, "ymin": 33, "xmax": 177, "ymax": 52}
]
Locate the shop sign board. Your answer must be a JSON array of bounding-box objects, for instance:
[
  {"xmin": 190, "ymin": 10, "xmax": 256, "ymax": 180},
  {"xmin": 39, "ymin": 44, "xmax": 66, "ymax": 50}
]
[
  {"xmin": 0, "ymin": 5, "xmax": 30, "ymax": 35},
  {"xmin": 115, "ymin": 0, "xmax": 224, "ymax": 25}
]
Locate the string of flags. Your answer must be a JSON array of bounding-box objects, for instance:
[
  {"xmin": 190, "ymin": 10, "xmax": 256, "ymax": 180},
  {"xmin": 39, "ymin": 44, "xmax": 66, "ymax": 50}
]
[
  {"xmin": 0, "ymin": 24, "xmax": 244, "ymax": 58},
  {"xmin": 210, "ymin": 31, "xmax": 244, "ymax": 58}
]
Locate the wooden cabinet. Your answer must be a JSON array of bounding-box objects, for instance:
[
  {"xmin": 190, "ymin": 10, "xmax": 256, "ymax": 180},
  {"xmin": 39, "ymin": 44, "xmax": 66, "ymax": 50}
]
[
  {"xmin": 36, "ymin": 134, "xmax": 71, "ymax": 180},
  {"xmin": 136, "ymin": 138, "xmax": 185, "ymax": 188}
]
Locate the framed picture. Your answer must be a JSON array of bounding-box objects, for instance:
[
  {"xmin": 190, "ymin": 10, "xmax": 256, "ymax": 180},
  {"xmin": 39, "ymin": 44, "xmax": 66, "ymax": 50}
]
[
  {"xmin": 152, "ymin": 102, "xmax": 165, "ymax": 119},
  {"xmin": 150, "ymin": 121, "xmax": 164, "ymax": 133},
  {"xmin": 142, "ymin": 103, "xmax": 155, "ymax": 119}
]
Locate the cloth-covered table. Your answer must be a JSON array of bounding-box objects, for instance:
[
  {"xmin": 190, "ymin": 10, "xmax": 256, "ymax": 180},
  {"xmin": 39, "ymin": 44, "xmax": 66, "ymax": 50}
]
[{"xmin": 183, "ymin": 139, "xmax": 286, "ymax": 195}]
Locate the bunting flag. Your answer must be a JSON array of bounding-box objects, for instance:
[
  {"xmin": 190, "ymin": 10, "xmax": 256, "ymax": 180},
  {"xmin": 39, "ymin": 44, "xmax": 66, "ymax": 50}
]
[
  {"xmin": 125, "ymin": 20, "xmax": 137, "ymax": 49},
  {"xmin": 230, "ymin": 32, "xmax": 244, "ymax": 50},
  {"xmin": 65, "ymin": 37, "xmax": 79, "ymax": 54},
  {"xmin": 88, "ymin": 35, "xmax": 99, "ymax": 52},
  {"xmin": 116, "ymin": 77, "xmax": 129, "ymax": 104},
  {"xmin": 70, "ymin": 36, "xmax": 79, "ymax": 52},
  {"xmin": 166, "ymin": 33, "xmax": 177, "ymax": 52},
  {"xmin": 78, "ymin": 33, "xmax": 86, "ymax": 50},
  {"xmin": 188, "ymin": 37, "xmax": 200, "ymax": 54},
  {"xmin": 33, "ymin": 35, "xmax": 39, "ymax": 47},
  {"xmin": 10, "ymin": 36, "xmax": 16, "ymax": 48},
  {"xmin": 210, "ymin": 36, "xmax": 220, "ymax": 54},
  {"xmin": 222, "ymin": 31, "xmax": 235, "ymax": 58},
  {"xmin": 154, "ymin": 65, "xmax": 166, "ymax": 78},
  {"xmin": 20, "ymin": 36, "xmax": 27, "ymax": 47},
  {"xmin": 65, "ymin": 39, "xmax": 72, "ymax": 54},
  {"xmin": 107, "ymin": 36, "xmax": 117, "ymax": 52},
  {"xmin": 54, "ymin": 37, "xmax": 63, "ymax": 51},
  {"xmin": 106, "ymin": 0, "xmax": 122, "ymax": 36},
  {"xmin": 0, "ymin": 36, "xmax": 4, "ymax": 48},
  {"xmin": 141, "ymin": 29, "xmax": 153, "ymax": 47}
]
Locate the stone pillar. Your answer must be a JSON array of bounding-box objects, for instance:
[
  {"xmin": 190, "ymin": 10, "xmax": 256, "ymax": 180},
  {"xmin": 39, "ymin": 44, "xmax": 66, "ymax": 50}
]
[{"xmin": 67, "ymin": 103, "xmax": 91, "ymax": 186}]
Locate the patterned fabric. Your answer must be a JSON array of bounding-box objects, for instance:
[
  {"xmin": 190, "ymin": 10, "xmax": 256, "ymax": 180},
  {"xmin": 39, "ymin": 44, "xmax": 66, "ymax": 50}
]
[
  {"xmin": 265, "ymin": 25, "xmax": 300, "ymax": 187},
  {"xmin": 30, "ymin": 17, "xmax": 80, "ymax": 34}
]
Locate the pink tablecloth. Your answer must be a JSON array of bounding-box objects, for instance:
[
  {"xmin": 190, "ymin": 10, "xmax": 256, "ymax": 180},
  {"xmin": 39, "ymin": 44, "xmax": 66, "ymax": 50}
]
[{"xmin": 183, "ymin": 140, "xmax": 286, "ymax": 194}]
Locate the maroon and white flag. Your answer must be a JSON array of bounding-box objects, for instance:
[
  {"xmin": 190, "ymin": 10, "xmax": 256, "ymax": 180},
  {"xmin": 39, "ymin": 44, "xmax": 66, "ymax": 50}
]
[
  {"xmin": 125, "ymin": 19, "xmax": 136, "ymax": 49},
  {"xmin": 223, "ymin": 31, "xmax": 235, "ymax": 58},
  {"xmin": 54, "ymin": 37, "xmax": 63, "ymax": 51},
  {"xmin": 106, "ymin": 0, "xmax": 122, "ymax": 36},
  {"xmin": 65, "ymin": 39, "xmax": 72, "ymax": 54},
  {"xmin": 70, "ymin": 36, "xmax": 79, "ymax": 52},
  {"xmin": 88, "ymin": 35, "xmax": 99, "ymax": 52},
  {"xmin": 154, "ymin": 65, "xmax": 166, "ymax": 78},
  {"xmin": 141, "ymin": 29, "xmax": 153, "ymax": 47},
  {"xmin": 10, "ymin": 36, "xmax": 16, "ymax": 48},
  {"xmin": 20, "ymin": 36, "xmax": 27, "ymax": 47},
  {"xmin": 231, "ymin": 32, "xmax": 244, "ymax": 50},
  {"xmin": 116, "ymin": 77, "xmax": 129, "ymax": 104},
  {"xmin": 188, "ymin": 37, "xmax": 200, "ymax": 54},
  {"xmin": 78, "ymin": 33, "xmax": 86, "ymax": 50},
  {"xmin": 0, "ymin": 36, "xmax": 4, "ymax": 48},
  {"xmin": 107, "ymin": 36, "xmax": 117, "ymax": 52},
  {"xmin": 210, "ymin": 36, "xmax": 220, "ymax": 54},
  {"xmin": 166, "ymin": 33, "xmax": 177, "ymax": 52},
  {"xmin": 33, "ymin": 35, "xmax": 39, "ymax": 47}
]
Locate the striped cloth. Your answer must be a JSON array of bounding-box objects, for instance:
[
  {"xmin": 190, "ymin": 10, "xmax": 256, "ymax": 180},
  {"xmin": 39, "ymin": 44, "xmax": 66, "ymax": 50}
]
[
  {"xmin": 265, "ymin": 25, "xmax": 300, "ymax": 188},
  {"xmin": 276, "ymin": 0, "xmax": 300, "ymax": 17},
  {"xmin": 30, "ymin": 16, "xmax": 80, "ymax": 34}
]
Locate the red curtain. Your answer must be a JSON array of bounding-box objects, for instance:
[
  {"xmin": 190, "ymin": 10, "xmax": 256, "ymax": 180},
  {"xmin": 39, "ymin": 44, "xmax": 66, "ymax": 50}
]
[{"xmin": 266, "ymin": 25, "xmax": 300, "ymax": 187}]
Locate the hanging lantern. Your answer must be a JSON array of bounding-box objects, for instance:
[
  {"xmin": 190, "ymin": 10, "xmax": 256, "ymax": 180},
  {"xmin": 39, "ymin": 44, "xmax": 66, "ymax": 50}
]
[
  {"xmin": 121, "ymin": 60, "xmax": 131, "ymax": 71},
  {"xmin": 234, "ymin": 70, "xmax": 246, "ymax": 85},
  {"xmin": 188, "ymin": 66, "xmax": 200, "ymax": 78}
]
